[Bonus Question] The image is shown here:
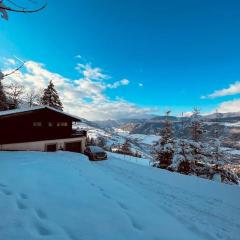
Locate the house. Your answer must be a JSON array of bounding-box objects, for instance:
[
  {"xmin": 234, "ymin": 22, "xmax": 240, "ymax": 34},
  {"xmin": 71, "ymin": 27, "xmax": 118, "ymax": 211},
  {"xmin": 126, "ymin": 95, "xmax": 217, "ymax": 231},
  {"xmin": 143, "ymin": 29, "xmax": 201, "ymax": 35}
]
[{"xmin": 0, "ymin": 106, "xmax": 87, "ymax": 152}]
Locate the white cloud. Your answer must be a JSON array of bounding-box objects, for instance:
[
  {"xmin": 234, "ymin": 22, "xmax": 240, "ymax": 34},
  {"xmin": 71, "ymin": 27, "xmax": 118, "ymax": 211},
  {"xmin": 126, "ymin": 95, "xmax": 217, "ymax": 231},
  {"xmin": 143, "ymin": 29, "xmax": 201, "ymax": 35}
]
[
  {"xmin": 217, "ymin": 99, "xmax": 240, "ymax": 113},
  {"xmin": 181, "ymin": 111, "xmax": 193, "ymax": 117},
  {"xmin": 139, "ymin": 83, "xmax": 143, "ymax": 87},
  {"xmin": 3, "ymin": 59, "xmax": 154, "ymax": 120},
  {"xmin": 75, "ymin": 63, "xmax": 109, "ymax": 81},
  {"xmin": 75, "ymin": 55, "xmax": 82, "ymax": 59},
  {"xmin": 107, "ymin": 79, "xmax": 130, "ymax": 89},
  {"xmin": 6, "ymin": 58, "xmax": 16, "ymax": 65},
  {"xmin": 202, "ymin": 81, "xmax": 240, "ymax": 99}
]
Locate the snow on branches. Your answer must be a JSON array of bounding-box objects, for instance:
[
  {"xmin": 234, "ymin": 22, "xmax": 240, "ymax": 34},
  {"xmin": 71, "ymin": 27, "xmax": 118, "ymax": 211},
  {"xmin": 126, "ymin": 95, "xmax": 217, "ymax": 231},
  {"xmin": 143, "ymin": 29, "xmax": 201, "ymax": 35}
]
[{"xmin": 153, "ymin": 109, "xmax": 239, "ymax": 185}]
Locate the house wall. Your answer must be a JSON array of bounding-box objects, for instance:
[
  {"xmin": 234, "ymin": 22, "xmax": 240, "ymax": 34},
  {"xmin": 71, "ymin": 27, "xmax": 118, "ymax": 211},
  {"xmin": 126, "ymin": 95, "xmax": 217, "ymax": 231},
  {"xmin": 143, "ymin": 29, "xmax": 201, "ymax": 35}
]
[
  {"xmin": 0, "ymin": 137, "xmax": 86, "ymax": 152},
  {"xmin": 0, "ymin": 108, "xmax": 78, "ymax": 144}
]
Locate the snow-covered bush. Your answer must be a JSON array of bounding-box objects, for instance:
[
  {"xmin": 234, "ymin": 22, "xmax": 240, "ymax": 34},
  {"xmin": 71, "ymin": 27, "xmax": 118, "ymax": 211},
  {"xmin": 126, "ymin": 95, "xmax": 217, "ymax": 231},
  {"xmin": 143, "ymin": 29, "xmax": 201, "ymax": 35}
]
[{"xmin": 154, "ymin": 138, "xmax": 239, "ymax": 185}]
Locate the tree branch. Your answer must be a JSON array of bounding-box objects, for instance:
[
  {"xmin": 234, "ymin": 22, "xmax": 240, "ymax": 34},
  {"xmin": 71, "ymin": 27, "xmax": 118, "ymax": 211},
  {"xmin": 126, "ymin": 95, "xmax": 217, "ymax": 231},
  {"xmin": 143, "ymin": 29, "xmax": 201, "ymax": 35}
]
[{"xmin": 0, "ymin": 2, "xmax": 47, "ymax": 13}]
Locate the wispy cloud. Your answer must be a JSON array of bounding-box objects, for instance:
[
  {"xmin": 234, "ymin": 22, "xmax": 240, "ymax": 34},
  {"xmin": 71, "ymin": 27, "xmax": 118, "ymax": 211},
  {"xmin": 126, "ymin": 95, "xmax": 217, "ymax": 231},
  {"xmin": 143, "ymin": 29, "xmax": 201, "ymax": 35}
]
[
  {"xmin": 107, "ymin": 79, "xmax": 130, "ymax": 89},
  {"xmin": 138, "ymin": 83, "xmax": 143, "ymax": 87},
  {"xmin": 75, "ymin": 63, "xmax": 109, "ymax": 81},
  {"xmin": 75, "ymin": 55, "xmax": 82, "ymax": 59},
  {"xmin": 201, "ymin": 81, "xmax": 240, "ymax": 99}
]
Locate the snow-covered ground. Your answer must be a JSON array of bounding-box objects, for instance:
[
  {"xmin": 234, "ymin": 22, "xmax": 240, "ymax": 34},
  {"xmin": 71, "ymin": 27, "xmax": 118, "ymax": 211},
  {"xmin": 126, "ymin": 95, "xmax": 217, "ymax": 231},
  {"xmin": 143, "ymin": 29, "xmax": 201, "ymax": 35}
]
[
  {"xmin": 0, "ymin": 151, "xmax": 240, "ymax": 240},
  {"xmin": 108, "ymin": 152, "xmax": 151, "ymax": 166}
]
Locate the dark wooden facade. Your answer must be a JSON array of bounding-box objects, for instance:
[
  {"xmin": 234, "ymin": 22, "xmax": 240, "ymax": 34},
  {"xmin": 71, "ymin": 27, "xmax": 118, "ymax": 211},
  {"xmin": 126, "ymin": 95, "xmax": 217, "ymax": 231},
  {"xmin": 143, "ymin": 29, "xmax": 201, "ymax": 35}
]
[{"xmin": 0, "ymin": 107, "xmax": 86, "ymax": 144}]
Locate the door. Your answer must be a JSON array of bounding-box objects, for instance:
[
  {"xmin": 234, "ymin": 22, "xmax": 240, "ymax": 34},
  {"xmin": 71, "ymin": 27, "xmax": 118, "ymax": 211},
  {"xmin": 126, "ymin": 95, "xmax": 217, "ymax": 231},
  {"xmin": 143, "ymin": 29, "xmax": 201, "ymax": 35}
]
[
  {"xmin": 46, "ymin": 143, "xmax": 57, "ymax": 152},
  {"xmin": 65, "ymin": 141, "xmax": 82, "ymax": 153}
]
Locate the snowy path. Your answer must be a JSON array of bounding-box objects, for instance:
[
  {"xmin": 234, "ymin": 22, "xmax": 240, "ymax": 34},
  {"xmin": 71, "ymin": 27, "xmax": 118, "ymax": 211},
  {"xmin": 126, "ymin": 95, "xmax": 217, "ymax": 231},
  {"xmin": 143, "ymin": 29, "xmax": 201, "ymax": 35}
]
[{"xmin": 0, "ymin": 151, "xmax": 239, "ymax": 240}]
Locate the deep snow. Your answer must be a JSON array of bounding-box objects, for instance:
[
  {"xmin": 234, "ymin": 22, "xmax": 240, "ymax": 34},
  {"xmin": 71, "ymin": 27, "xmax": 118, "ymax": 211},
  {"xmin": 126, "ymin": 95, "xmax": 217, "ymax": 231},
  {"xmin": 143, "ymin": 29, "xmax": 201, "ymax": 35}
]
[{"xmin": 0, "ymin": 151, "xmax": 240, "ymax": 240}]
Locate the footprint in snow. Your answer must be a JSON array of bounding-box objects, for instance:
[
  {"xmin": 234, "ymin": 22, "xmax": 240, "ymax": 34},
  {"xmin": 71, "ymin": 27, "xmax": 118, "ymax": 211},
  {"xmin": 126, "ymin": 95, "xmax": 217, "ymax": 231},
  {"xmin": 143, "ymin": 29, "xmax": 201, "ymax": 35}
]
[
  {"xmin": 96, "ymin": 186, "xmax": 111, "ymax": 200},
  {"xmin": 126, "ymin": 213, "xmax": 143, "ymax": 231},
  {"xmin": 19, "ymin": 193, "xmax": 28, "ymax": 200},
  {"xmin": 102, "ymin": 192, "xmax": 111, "ymax": 200},
  {"xmin": 35, "ymin": 208, "xmax": 48, "ymax": 220},
  {"xmin": 1, "ymin": 188, "xmax": 12, "ymax": 196},
  {"xmin": 16, "ymin": 199, "xmax": 28, "ymax": 210},
  {"xmin": 34, "ymin": 221, "xmax": 52, "ymax": 236},
  {"xmin": 0, "ymin": 183, "xmax": 7, "ymax": 188},
  {"xmin": 117, "ymin": 201, "xmax": 129, "ymax": 210}
]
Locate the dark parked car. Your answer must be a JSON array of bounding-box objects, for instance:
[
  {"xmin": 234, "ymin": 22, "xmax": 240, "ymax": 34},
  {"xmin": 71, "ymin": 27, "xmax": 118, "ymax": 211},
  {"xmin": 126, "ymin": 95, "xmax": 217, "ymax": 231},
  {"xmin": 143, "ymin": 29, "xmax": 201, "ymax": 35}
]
[{"xmin": 84, "ymin": 146, "xmax": 108, "ymax": 161}]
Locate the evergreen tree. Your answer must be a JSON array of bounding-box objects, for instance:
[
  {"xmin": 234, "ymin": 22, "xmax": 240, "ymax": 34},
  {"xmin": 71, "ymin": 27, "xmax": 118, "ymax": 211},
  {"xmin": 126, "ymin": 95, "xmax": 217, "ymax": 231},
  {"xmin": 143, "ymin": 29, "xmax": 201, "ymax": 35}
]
[
  {"xmin": 190, "ymin": 108, "xmax": 203, "ymax": 142},
  {"xmin": 41, "ymin": 81, "xmax": 63, "ymax": 111},
  {"xmin": 97, "ymin": 136, "xmax": 106, "ymax": 149},
  {"xmin": 155, "ymin": 111, "xmax": 175, "ymax": 168},
  {"xmin": 211, "ymin": 110, "xmax": 224, "ymax": 164},
  {"xmin": 0, "ymin": 80, "xmax": 8, "ymax": 111},
  {"xmin": 121, "ymin": 139, "xmax": 132, "ymax": 155}
]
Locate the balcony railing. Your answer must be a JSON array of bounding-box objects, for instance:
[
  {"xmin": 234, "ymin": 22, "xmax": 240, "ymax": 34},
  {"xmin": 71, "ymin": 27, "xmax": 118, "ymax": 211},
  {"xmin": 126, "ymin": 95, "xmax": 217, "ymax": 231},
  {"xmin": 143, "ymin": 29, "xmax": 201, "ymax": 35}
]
[{"xmin": 71, "ymin": 129, "xmax": 87, "ymax": 137}]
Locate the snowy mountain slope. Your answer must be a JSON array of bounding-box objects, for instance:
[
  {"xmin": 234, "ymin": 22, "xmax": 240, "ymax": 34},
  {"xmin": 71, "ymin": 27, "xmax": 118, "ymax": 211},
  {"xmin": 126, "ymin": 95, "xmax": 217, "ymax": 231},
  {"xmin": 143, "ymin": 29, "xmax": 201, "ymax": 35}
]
[
  {"xmin": 125, "ymin": 133, "xmax": 160, "ymax": 146},
  {"xmin": 0, "ymin": 151, "xmax": 240, "ymax": 240},
  {"xmin": 75, "ymin": 122, "xmax": 155, "ymax": 159},
  {"xmin": 102, "ymin": 114, "xmax": 240, "ymax": 149}
]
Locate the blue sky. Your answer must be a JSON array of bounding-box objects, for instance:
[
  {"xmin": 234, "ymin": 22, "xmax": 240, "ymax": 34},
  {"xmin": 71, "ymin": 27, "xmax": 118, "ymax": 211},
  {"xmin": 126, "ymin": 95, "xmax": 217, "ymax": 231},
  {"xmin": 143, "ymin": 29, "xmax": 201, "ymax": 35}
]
[{"xmin": 1, "ymin": 0, "xmax": 240, "ymax": 119}]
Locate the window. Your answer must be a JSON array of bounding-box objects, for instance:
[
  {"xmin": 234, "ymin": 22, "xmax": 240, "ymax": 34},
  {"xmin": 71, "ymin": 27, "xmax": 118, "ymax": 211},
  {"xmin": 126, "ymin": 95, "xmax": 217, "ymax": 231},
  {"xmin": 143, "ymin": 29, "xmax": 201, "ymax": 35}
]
[
  {"xmin": 48, "ymin": 122, "xmax": 54, "ymax": 127},
  {"xmin": 57, "ymin": 122, "xmax": 68, "ymax": 127},
  {"xmin": 33, "ymin": 122, "xmax": 42, "ymax": 127}
]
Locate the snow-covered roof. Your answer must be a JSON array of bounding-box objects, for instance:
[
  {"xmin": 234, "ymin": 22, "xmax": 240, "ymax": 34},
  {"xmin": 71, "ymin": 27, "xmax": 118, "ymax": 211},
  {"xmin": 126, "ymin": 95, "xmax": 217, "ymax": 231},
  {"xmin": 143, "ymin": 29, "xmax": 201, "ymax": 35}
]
[{"xmin": 0, "ymin": 106, "xmax": 82, "ymax": 121}]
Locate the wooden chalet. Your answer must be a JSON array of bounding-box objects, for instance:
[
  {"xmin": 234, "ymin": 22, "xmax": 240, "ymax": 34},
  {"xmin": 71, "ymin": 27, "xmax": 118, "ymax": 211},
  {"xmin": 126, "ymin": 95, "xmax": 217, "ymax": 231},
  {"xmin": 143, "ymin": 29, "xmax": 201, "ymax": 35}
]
[{"xmin": 0, "ymin": 106, "xmax": 87, "ymax": 152}]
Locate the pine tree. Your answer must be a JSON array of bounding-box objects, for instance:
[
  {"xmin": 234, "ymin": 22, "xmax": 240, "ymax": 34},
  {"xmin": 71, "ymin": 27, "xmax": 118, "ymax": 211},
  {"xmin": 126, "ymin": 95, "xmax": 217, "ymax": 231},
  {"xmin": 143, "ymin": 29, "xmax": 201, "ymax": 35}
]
[
  {"xmin": 161, "ymin": 111, "xmax": 174, "ymax": 143},
  {"xmin": 155, "ymin": 111, "xmax": 175, "ymax": 168},
  {"xmin": 41, "ymin": 81, "xmax": 63, "ymax": 111},
  {"xmin": 211, "ymin": 110, "xmax": 224, "ymax": 164},
  {"xmin": 190, "ymin": 108, "xmax": 203, "ymax": 142},
  {"xmin": 121, "ymin": 139, "xmax": 132, "ymax": 155},
  {"xmin": 97, "ymin": 136, "xmax": 106, "ymax": 149},
  {"xmin": 0, "ymin": 80, "xmax": 8, "ymax": 111}
]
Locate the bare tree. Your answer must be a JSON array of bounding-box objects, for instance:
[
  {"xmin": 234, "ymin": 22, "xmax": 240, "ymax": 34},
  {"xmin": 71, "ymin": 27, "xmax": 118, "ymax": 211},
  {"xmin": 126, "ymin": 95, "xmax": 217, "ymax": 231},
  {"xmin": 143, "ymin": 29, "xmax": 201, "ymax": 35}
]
[
  {"xmin": 0, "ymin": 0, "xmax": 47, "ymax": 20},
  {"xmin": 24, "ymin": 88, "xmax": 41, "ymax": 107},
  {"xmin": 5, "ymin": 81, "xmax": 25, "ymax": 108},
  {"xmin": 0, "ymin": 78, "xmax": 8, "ymax": 110}
]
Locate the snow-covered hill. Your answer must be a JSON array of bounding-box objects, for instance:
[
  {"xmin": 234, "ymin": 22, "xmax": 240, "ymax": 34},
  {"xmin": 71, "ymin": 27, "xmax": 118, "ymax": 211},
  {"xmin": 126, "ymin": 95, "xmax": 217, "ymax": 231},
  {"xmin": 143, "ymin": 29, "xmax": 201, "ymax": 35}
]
[
  {"xmin": 0, "ymin": 151, "xmax": 239, "ymax": 240},
  {"xmin": 75, "ymin": 122, "xmax": 158, "ymax": 159}
]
